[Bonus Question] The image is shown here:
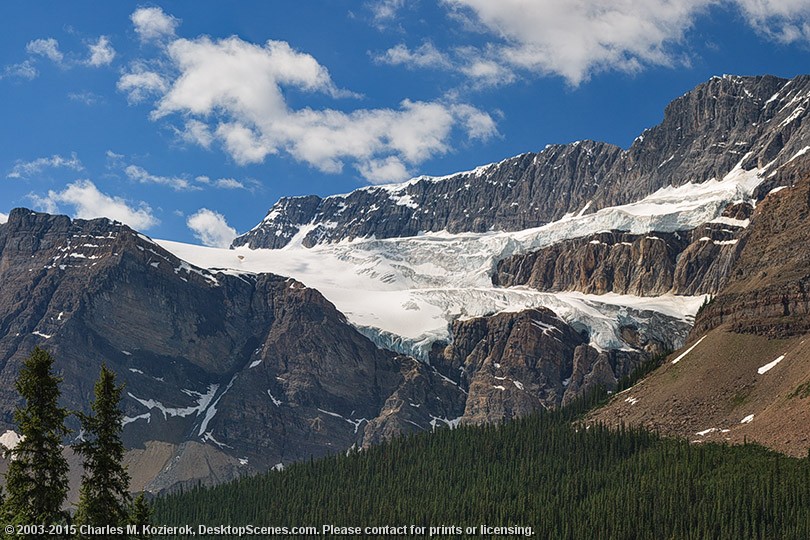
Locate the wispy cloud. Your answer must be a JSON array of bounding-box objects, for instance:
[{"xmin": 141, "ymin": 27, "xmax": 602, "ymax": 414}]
[
  {"xmin": 68, "ymin": 91, "xmax": 104, "ymax": 106},
  {"xmin": 186, "ymin": 208, "xmax": 236, "ymax": 247},
  {"xmin": 117, "ymin": 64, "xmax": 169, "ymax": 104},
  {"xmin": 1, "ymin": 61, "xmax": 37, "ymax": 80},
  {"xmin": 373, "ymin": 42, "xmax": 452, "ymax": 69},
  {"xmin": 368, "ymin": 0, "xmax": 406, "ymax": 25},
  {"xmin": 7, "ymin": 153, "xmax": 83, "ymax": 179},
  {"xmin": 735, "ymin": 0, "xmax": 810, "ymax": 43},
  {"xmin": 26, "ymin": 38, "xmax": 64, "ymax": 64},
  {"xmin": 124, "ymin": 164, "xmax": 197, "ymax": 191},
  {"xmin": 29, "ymin": 180, "xmax": 158, "ymax": 230},
  {"xmin": 194, "ymin": 176, "xmax": 247, "ymax": 190}
]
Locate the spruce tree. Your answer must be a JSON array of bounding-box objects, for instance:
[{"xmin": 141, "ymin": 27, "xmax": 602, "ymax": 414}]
[
  {"xmin": 2, "ymin": 347, "xmax": 70, "ymax": 529},
  {"xmin": 74, "ymin": 365, "xmax": 131, "ymax": 535},
  {"xmin": 128, "ymin": 493, "xmax": 152, "ymax": 539}
]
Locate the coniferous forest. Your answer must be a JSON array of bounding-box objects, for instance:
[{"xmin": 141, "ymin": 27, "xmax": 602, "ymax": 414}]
[{"xmin": 154, "ymin": 390, "xmax": 810, "ymax": 540}]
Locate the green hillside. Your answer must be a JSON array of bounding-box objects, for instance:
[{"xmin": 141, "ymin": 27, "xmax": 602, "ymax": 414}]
[{"xmin": 153, "ymin": 391, "xmax": 810, "ymax": 539}]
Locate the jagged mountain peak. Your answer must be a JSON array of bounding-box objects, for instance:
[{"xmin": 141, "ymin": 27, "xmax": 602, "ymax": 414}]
[{"xmin": 234, "ymin": 73, "xmax": 810, "ymax": 250}]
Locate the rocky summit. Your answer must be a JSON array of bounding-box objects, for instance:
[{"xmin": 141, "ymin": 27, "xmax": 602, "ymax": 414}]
[{"xmin": 235, "ymin": 75, "xmax": 810, "ymax": 250}]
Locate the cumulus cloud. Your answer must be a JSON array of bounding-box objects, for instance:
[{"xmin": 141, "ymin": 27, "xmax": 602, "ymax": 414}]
[
  {"xmin": 123, "ymin": 33, "xmax": 495, "ymax": 183},
  {"xmin": 0, "ymin": 212, "xmax": 7, "ymax": 224},
  {"xmin": 443, "ymin": 0, "xmax": 711, "ymax": 85},
  {"xmin": 374, "ymin": 42, "xmax": 452, "ymax": 69},
  {"xmin": 87, "ymin": 36, "xmax": 116, "ymax": 66},
  {"xmin": 186, "ymin": 208, "xmax": 237, "ymax": 247},
  {"xmin": 26, "ymin": 38, "xmax": 63, "ymax": 64},
  {"xmin": 124, "ymin": 164, "xmax": 196, "ymax": 191},
  {"xmin": 30, "ymin": 180, "xmax": 158, "ymax": 230},
  {"xmin": 7, "ymin": 153, "xmax": 83, "ymax": 179},
  {"xmin": 433, "ymin": 0, "xmax": 810, "ymax": 85},
  {"xmin": 131, "ymin": 7, "xmax": 180, "ymax": 42}
]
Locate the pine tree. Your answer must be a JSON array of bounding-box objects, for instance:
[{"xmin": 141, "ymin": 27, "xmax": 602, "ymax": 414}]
[
  {"xmin": 128, "ymin": 493, "xmax": 152, "ymax": 540},
  {"xmin": 74, "ymin": 365, "xmax": 131, "ymax": 536},
  {"xmin": 2, "ymin": 347, "xmax": 70, "ymax": 531}
]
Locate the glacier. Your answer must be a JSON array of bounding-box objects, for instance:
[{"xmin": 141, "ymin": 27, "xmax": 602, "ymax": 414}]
[{"xmin": 157, "ymin": 161, "xmax": 764, "ymax": 359}]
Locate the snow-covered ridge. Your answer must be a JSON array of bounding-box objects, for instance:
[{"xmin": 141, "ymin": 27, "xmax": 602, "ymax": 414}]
[{"xmin": 158, "ymin": 162, "xmax": 763, "ymax": 359}]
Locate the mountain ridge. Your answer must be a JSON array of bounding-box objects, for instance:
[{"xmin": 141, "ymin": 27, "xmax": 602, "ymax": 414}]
[{"xmin": 234, "ymin": 74, "xmax": 808, "ymax": 249}]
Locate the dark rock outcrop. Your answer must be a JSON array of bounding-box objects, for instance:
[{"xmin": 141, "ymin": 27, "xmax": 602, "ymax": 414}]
[{"xmin": 236, "ymin": 75, "xmax": 810, "ymax": 249}]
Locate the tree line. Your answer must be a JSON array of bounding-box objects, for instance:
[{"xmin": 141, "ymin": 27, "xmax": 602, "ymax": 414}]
[
  {"xmin": 0, "ymin": 347, "xmax": 151, "ymax": 539},
  {"xmin": 155, "ymin": 386, "xmax": 810, "ymax": 540}
]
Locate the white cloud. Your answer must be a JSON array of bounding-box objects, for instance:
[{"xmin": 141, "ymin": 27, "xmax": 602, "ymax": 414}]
[
  {"xmin": 87, "ymin": 36, "xmax": 116, "ymax": 66},
  {"xmin": 0, "ymin": 212, "xmax": 7, "ymax": 224},
  {"xmin": 128, "ymin": 34, "xmax": 495, "ymax": 182},
  {"xmin": 434, "ymin": 0, "xmax": 810, "ymax": 85},
  {"xmin": 124, "ymin": 164, "xmax": 196, "ymax": 191},
  {"xmin": 443, "ymin": 0, "xmax": 713, "ymax": 85},
  {"xmin": 7, "ymin": 153, "xmax": 83, "ymax": 179},
  {"xmin": 186, "ymin": 208, "xmax": 237, "ymax": 247},
  {"xmin": 369, "ymin": 0, "xmax": 405, "ymax": 23},
  {"xmin": 68, "ymin": 91, "xmax": 103, "ymax": 105},
  {"xmin": 117, "ymin": 65, "xmax": 169, "ymax": 103},
  {"xmin": 195, "ymin": 176, "xmax": 246, "ymax": 189},
  {"xmin": 178, "ymin": 119, "xmax": 215, "ymax": 148},
  {"xmin": 734, "ymin": 0, "xmax": 810, "ymax": 42},
  {"xmin": 31, "ymin": 180, "xmax": 158, "ymax": 230},
  {"xmin": 131, "ymin": 7, "xmax": 180, "ymax": 42},
  {"xmin": 374, "ymin": 42, "xmax": 451, "ymax": 69},
  {"xmin": 2, "ymin": 61, "xmax": 37, "ymax": 80},
  {"xmin": 26, "ymin": 38, "xmax": 63, "ymax": 63}
]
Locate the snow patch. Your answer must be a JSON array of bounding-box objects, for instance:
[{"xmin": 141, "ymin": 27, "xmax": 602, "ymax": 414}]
[
  {"xmin": 757, "ymin": 355, "xmax": 785, "ymax": 375},
  {"xmin": 122, "ymin": 413, "xmax": 151, "ymax": 427},
  {"xmin": 671, "ymin": 335, "xmax": 707, "ymax": 364}
]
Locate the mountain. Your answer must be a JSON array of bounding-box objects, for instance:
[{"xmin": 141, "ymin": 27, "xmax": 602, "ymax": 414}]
[
  {"xmin": 0, "ymin": 208, "xmax": 659, "ymax": 494},
  {"xmin": 234, "ymin": 74, "xmax": 809, "ymax": 250},
  {"xmin": 0, "ymin": 209, "xmax": 468, "ymax": 493},
  {"xmin": 2, "ymin": 74, "xmax": 810, "ymax": 494},
  {"xmin": 589, "ymin": 171, "xmax": 810, "ymax": 456}
]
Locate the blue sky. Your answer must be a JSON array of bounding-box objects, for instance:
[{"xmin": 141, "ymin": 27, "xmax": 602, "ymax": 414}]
[{"xmin": 2, "ymin": 1, "xmax": 810, "ymax": 246}]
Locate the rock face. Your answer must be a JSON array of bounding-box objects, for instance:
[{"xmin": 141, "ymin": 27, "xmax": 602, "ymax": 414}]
[
  {"xmin": 691, "ymin": 170, "xmax": 810, "ymax": 338},
  {"xmin": 427, "ymin": 308, "xmax": 670, "ymax": 424},
  {"xmin": 235, "ymin": 74, "xmax": 810, "ymax": 249},
  {"xmin": 1, "ymin": 209, "xmax": 660, "ymax": 494},
  {"xmin": 0, "ymin": 209, "xmax": 466, "ymax": 493},
  {"xmin": 493, "ymin": 208, "xmax": 749, "ymax": 296}
]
